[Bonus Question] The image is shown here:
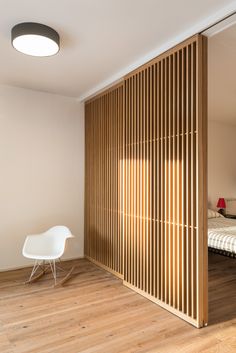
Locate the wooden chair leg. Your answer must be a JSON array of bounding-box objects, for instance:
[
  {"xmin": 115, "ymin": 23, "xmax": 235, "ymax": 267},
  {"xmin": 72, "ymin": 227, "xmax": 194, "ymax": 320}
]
[
  {"xmin": 54, "ymin": 266, "xmax": 75, "ymax": 287},
  {"xmin": 25, "ymin": 261, "xmax": 49, "ymax": 284}
]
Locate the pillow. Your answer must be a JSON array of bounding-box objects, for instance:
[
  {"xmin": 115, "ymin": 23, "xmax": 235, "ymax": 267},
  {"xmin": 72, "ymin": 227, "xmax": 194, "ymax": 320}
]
[
  {"xmin": 225, "ymin": 199, "xmax": 236, "ymax": 215},
  {"xmin": 208, "ymin": 209, "xmax": 224, "ymax": 219}
]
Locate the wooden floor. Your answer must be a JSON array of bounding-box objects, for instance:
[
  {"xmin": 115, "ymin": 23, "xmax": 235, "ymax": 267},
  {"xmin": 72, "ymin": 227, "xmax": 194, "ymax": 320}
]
[{"xmin": 0, "ymin": 253, "xmax": 235, "ymax": 353}]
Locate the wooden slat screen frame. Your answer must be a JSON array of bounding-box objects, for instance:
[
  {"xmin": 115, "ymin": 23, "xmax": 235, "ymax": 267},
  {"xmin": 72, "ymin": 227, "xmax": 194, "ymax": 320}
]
[
  {"xmin": 123, "ymin": 34, "xmax": 207, "ymax": 328},
  {"xmin": 85, "ymin": 34, "xmax": 207, "ymax": 328},
  {"xmin": 85, "ymin": 83, "xmax": 124, "ymax": 278}
]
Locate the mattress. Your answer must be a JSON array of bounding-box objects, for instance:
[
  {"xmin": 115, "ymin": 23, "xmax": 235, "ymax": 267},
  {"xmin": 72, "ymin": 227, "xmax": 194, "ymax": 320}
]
[{"xmin": 208, "ymin": 217, "xmax": 236, "ymax": 254}]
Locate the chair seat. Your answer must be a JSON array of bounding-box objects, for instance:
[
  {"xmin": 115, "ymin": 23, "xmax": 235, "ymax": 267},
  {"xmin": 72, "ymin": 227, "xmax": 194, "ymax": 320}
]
[{"xmin": 23, "ymin": 253, "xmax": 60, "ymax": 260}]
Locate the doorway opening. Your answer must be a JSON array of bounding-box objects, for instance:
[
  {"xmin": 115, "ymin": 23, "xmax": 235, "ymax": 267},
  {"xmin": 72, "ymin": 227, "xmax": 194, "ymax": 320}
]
[{"xmin": 204, "ymin": 14, "xmax": 236, "ymax": 325}]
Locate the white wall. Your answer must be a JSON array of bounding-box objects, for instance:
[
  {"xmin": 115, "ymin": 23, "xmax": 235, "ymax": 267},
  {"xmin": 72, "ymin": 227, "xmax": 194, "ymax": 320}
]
[
  {"xmin": 208, "ymin": 120, "xmax": 236, "ymax": 209},
  {"xmin": 0, "ymin": 85, "xmax": 84, "ymax": 270}
]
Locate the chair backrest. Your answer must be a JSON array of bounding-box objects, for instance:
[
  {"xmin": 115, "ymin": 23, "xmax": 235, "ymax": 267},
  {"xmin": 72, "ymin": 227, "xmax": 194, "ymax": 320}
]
[
  {"xmin": 23, "ymin": 226, "xmax": 74, "ymax": 259},
  {"xmin": 44, "ymin": 226, "xmax": 73, "ymax": 258},
  {"xmin": 45, "ymin": 226, "xmax": 73, "ymax": 239}
]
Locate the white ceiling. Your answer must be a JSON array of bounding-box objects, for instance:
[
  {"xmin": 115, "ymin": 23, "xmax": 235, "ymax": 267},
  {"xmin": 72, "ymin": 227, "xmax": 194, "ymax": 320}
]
[
  {"xmin": 0, "ymin": 0, "xmax": 235, "ymax": 100},
  {"xmin": 208, "ymin": 22, "xmax": 236, "ymax": 125}
]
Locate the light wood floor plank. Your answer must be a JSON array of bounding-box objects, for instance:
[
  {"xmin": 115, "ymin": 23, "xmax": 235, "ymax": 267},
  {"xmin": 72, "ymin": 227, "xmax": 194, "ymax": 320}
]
[{"xmin": 0, "ymin": 255, "xmax": 235, "ymax": 353}]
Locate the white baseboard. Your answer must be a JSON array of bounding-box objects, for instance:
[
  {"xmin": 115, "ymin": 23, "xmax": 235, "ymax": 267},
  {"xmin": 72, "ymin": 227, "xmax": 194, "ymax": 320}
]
[{"xmin": 0, "ymin": 255, "xmax": 85, "ymax": 272}]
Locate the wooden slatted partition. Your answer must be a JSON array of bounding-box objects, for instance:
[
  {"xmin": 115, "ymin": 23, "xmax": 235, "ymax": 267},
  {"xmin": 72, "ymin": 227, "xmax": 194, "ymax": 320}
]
[
  {"xmin": 123, "ymin": 34, "xmax": 207, "ymax": 328},
  {"xmin": 85, "ymin": 83, "xmax": 124, "ymax": 277},
  {"xmin": 85, "ymin": 34, "xmax": 207, "ymax": 328}
]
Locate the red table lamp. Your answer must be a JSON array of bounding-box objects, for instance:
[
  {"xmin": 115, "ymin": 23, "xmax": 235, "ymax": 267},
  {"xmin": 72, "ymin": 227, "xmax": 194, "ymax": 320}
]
[{"xmin": 217, "ymin": 198, "xmax": 226, "ymax": 215}]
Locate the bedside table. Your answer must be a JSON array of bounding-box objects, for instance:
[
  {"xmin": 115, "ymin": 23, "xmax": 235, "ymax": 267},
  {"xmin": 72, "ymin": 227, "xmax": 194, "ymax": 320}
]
[{"xmin": 224, "ymin": 214, "xmax": 236, "ymax": 219}]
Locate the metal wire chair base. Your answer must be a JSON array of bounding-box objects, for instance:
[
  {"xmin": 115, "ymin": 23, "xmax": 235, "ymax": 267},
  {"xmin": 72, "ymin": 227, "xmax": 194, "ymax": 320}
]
[{"xmin": 25, "ymin": 259, "xmax": 75, "ymax": 286}]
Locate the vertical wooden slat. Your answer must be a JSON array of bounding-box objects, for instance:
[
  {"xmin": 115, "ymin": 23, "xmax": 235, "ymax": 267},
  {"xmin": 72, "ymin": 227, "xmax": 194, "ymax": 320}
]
[
  {"xmin": 149, "ymin": 65, "xmax": 153, "ymax": 296},
  {"xmin": 125, "ymin": 80, "xmax": 128, "ymax": 282},
  {"xmin": 173, "ymin": 51, "xmax": 177, "ymax": 309},
  {"xmin": 160, "ymin": 59, "xmax": 164, "ymax": 302},
  {"xmin": 168, "ymin": 55, "xmax": 172, "ymax": 306},
  {"xmin": 156, "ymin": 62, "xmax": 160, "ymax": 300},
  {"xmin": 146, "ymin": 67, "xmax": 150, "ymax": 295},
  {"xmin": 139, "ymin": 71, "xmax": 143, "ymax": 291},
  {"xmin": 177, "ymin": 49, "xmax": 181, "ymax": 311},
  {"xmin": 164, "ymin": 57, "xmax": 168, "ymax": 304},
  {"xmin": 133, "ymin": 75, "xmax": 136, "ymax": 286},
  {"xmin": 157, "ymin": 62, "xmax": 161, "ymax": 301},
  {"xmin": 128, "ymin": 77, "xmax": 131, "ymax": 285},
  {"xmin": 142, "ymin": 69, "xmax": 146, "ymax": 292},
  {"xmin": 191, "ymin": 42, "xmax": 196, "ymax": 320},
  {"xmin": 186, "ymin": 44, "xmax": 190, "ymax": 317},
  {"xmin": 196, "ymin": 35, "xmax": 208, "ymax": 327},
  {"xmin": 181, "ymin": 47, "xmax": 186, "ymax": 314},
  {"xmin": 169, "ymin": 54, "xmax": 173, "ymax": 307},
  {"xmin": 153, "ymin": 63, "xmax": 157, "ymax": 298},
  {"xmin": 130, "ymin": 78, "xmax": 133, "ymax": 285}
]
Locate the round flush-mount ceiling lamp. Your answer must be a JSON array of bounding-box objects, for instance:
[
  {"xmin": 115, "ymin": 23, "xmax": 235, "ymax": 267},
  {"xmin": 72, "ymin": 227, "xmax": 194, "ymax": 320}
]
[{"xmin": 11, "ymin": 22, "xmax": 60, "ymax": 57}]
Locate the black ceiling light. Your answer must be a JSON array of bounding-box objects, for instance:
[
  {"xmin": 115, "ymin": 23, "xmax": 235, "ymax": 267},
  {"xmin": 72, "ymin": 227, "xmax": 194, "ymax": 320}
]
[{"xmin": 11, "ymin": 22, "xmax": 60, "ymax": 57}]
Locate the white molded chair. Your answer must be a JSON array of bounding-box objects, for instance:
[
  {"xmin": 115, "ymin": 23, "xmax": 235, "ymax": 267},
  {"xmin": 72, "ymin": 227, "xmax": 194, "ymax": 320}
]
[{"xmin": 23, "ymin": 226, "xmax": 74, "ymax": 286}]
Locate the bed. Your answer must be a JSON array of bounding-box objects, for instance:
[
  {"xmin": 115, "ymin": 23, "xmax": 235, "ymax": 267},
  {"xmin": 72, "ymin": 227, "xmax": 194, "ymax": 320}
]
[{"xmin": 208, "ymin": 209, "xmax": 236, "ymax": 257}]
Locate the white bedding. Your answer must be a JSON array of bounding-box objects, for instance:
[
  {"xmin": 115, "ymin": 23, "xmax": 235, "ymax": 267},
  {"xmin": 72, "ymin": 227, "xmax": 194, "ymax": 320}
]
[{"xmin": 208, "ymin": 217, "xmax": 236, "ymax": 254}]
